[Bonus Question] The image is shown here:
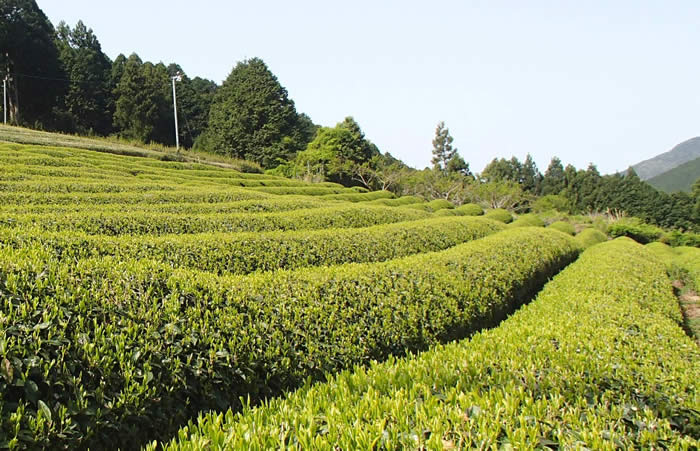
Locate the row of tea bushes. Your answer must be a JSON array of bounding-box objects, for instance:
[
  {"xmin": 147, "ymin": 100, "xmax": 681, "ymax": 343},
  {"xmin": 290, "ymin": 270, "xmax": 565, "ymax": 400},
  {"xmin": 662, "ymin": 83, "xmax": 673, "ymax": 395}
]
[
  {"xmin": 0, "ymin": 204, "xmax": 431, "ymax": 236},
  {"xmin": 0, "ymin": 217, "xmax": 505, "ymax": 275},
  {"xmin": 0, "ymin": 228, "xmax": 579, "ymax": 449},
  {"xmin": 158, "ymin": 238, "xmax": 698, "ymax": 450},
  {"xmin": 318, "ymin": 191, "xmax": 395, "ymax": 202},
  {"xmin": 484, "ymin": 208, "xmax": 513, "ymax": 223},
  {"xmin": 0, "ymin": 197, "xmax": 330, "ymax": 216},
  {"xmin": 0, "ymin": 188, "xmax": 272, "ymax": 206},
  {"xmin": 574, "ymin": 227, "xmax": 608, "ymax": 248}
]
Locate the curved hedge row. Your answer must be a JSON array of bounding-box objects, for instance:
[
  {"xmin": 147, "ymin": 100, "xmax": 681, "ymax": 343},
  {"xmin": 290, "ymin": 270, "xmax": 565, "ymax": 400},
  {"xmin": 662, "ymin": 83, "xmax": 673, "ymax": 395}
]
[
  {"xmin": 0, "ymin": 197, "xmax": 329, "ymax": 216},
  {"xmin": 548, "ymin": 220, "xmax": 576, "ymax": 235},
  {"xmin": 0, "ymin": 205, "xmax": 431, "ymax": 235},
  {"xmin": 455, "ymin": 203, "xmax": 484, "ymax": 216},
  {"xmin": 0, "ymin": 228, "xmax": 579, "ymax": 449},
  {"xmin": 484, "ymin": 208, "xmax": 513, "ymax": 223},
  {"xmin": 319, "ymin": 191, "xmax": 395, "ymax": 202},
  {"xmin": 509, "ymin": 213, "xmax": 545, "ymax": 228},
  {"xmin": 574, "ymin": 227, "xmax": 608, "ymax": 248},
  {"xmin": 0, "ymin": 217, "xmax": 505, "ymax": 275},
  {"xmin": 0, "ymin": 189, "xmax": 271, "ymax": 205},
  {"xmin": 368, "ymin": 195, "xmax": 422, "ymax": 206},
  {"xmin": 159, "ymin": 238, "xmax": 699, "ymax": 450}
]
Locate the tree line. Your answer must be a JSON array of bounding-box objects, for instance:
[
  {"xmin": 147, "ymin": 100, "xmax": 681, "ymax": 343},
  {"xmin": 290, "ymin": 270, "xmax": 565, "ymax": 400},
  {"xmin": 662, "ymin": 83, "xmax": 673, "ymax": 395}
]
[{"xmin": 1, "ymin": 0, "xmax": 697, "ymax": 231}]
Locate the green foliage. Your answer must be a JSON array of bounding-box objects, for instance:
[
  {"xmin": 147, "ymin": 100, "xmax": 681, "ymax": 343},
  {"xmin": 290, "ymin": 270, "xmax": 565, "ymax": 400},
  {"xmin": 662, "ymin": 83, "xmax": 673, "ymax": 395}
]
[
  {"xmin": 158, "ymin": 239, "xmax": 698, "ymax": 450},
  {"xmin": 484, "ymin": 208, "xmax": 513, "ymax": 223},
  {"xmin": 290, "ymin": 118, "xmax": 379, "ymax": 186},
  {"xmin": 368, "ymin": 195, "xmax": 422, "ymax": 207},
  {"xmin": 531, "ymin": 194, "xmax": 569, "ymax": 213},
  {"xmin": 204, "ymin": 58, "xmax": 312, "ymax": 168},
  {"xmin": 509, "ymin": 213, "xmax": 545, "ymax": 228},
  {"xmin": 0, "ymin": 228, "xmax": 579, "ymax": 448},
  {"xmin": 0, "ymin": 217, "xmax": 504, "ymax": 275},
  {"xmin": 540, "ymin": 156, "xmax": 565, "ymax": 195},
  {"xmin": 574, "ymin": 228, "xmax": 608, "ymax": 248},
  {"xmin": 548, "ymin": 220, "xmax": 576, "ymax": 235},
  {"xmin": 113, "ymin": 54, "xmax": 173, "ymax": 144},
  {"xmin": 608, "ymin": 217, "xmax": 665, "ymax": 244},
  {"xmin": 454, "ymin": 203, "xmax": 484, "ymax": 216},
  {"xmin": 468, "ymin": 180, "xmax": 530, "ymax": 211},
  {"xmin": 661, "ymin": 230, "xmax": 700, "ymax": 248},
  {"xmin": 55, "ymin": 21, "xmax": 113, "ymax": 135}
]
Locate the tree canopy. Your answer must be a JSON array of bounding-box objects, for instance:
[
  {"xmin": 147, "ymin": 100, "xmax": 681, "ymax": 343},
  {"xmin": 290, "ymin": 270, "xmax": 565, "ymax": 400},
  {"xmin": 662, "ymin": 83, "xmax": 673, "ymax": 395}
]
[
  {"xmin": 203, "ymin": 58, "xmax": 313, "ymax": 167},
  {"xmin": 0, "ymin": 0, "xmax": 64, "ymax": 125}
]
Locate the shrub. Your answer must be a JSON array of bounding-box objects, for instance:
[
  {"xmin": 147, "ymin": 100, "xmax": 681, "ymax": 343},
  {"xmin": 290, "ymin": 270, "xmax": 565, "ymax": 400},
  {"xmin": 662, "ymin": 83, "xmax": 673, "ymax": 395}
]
[
  {"xmin": 530, "ymin": 194, "xmax": 570, "ymax": 213},
  {"xmin": 0, "ymin": 228, "xmax": 578, "ymax": 449},
  {"xmin": 159, "ymin": 239, "xmax": 698, "ymax": 450},
  {"xmin": 661, "ymin": 230, "xmax": 700, "ymax": 248},
  {"xmin": 574, "ymin": 228, "xmax": 608, "ymax": 248},
  {"xmin": 0, "ymin": 205, "xmax": 432, "ymax": 235},
  {"xmin": 425, "ymin": 199, "xmax": 455, "ymax": 211},
  {"xmin": 484, "ymin": 208, "xmax": 513, "ymax": 223},
  {"xmin": 0, "ymin": 217, "xmax": 505, "ymax": 275},
  {"xmin": 548, "ymin": 220, "xmax": 576, "ymax": 235},
  {"xmin": 608, "ymin": 217, "xmax": 664, "ymax": 244},
  {"xmin": 509, "ymin": 213, "xmax": 545, "ymax": 228},
  {"xmin": 454, "ymin": 203, "xmax": 484, "ymax": 216},
  {"xmin": 432, "ymin": 209, "xmax": 457, "ymax": 217}
]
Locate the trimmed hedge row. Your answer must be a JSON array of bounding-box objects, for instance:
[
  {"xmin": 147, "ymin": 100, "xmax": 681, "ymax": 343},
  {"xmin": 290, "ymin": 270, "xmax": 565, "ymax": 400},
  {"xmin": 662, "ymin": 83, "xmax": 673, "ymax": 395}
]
[
  {"xmin": 0, "ymin": 189, "xmax": 271, "ymax": 205},
  {"xmin": 367, "ymin": 195, "xmax": 423, "ymax": 207},
  {"xmin": 250, "ymin": 186, "xmax": 348, "ymax": 196},
  {"xmin": 318, "ymin": 191, "xmax": 395, "ymax": 202},
  {"xmin": 509, "ymin": 213, "xmax": 545, "ymax": 228},
  {"xmin": 455, "ymin": 203, "xmax": 484, "ymax": 216},
  {"xmin": 484, "ymin": 208, "xmax": 513, "ymax": 223},
  {"xmin": 0, "ymin": 216, "xmax": 505, "ymax": 275},
  {"xmin": 548, "ymin": 220, "xmax": 576, "ymax": 235},
  {"xmin": 159, "ymin": 238, "xmax": 699, "ymax": 450},
  {"xmin": 574, "ymin": 228, "xmax": 608, "ymax": 248},
  {"xmin": 0, "ymin": 197, "xmax": 329, "ymax": 216},
  {"xmin": 0, "ymin": 205, "xmax": 431, "ymax": 235},
  {"xmin": 0, "ymin": 227, "xmax": 579, "ymax": 449}
]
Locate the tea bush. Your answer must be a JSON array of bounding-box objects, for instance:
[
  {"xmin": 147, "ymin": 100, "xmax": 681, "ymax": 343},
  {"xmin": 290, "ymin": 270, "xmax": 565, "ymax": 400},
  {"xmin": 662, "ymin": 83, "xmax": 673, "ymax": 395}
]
[{"xmin": 157, "ymin": 238, "xmax": 698, "ymax": 450}]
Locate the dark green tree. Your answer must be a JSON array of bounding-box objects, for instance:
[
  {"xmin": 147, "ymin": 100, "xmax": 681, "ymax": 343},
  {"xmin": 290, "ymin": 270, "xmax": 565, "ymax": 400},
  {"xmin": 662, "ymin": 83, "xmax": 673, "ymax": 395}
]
[
  {"xmin": 166, "ymin": 63, "xmax": 217, "ymax": 148},
  {"xmin": 113, "ymin": 54, "xmax": 172, "ymax": 143},
  {"xmin": 0, "ymin": 0, "xmax": 65, "ymax": 126},
  {"xmin": 446, "ymin": 154, "xmax": 473, "ymax": 178},
  {"xmin": 480, "ymin": 157, "xmax": 522, "ymax": 183},
  {"xmin": 540, "ymin": 157, "xmax": 566, "ymax": 195},
  {"xmin": 521, "ymin": 154, "xmax": 542, "ymax": 193},
  {"xmin": 292, "ymin": 117, "xmax": 379, "ymax": 186},
  {"xmin": 204, "ymin": 58, "xmax": 311, "ymax": 167},
  {"xmin": 431, "ymin": 121, "xmax": 457, "ymax": 170},
  {"xmin": 55, "ymin": 20, "xmax": 113, "ymax": 134}
]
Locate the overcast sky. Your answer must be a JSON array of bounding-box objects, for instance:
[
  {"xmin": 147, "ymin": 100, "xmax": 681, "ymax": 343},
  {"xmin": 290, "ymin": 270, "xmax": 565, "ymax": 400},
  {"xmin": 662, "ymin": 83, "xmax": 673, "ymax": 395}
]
[{"xmin": 39, "ymin": 0, "xmax": 700, "ymax": 174}]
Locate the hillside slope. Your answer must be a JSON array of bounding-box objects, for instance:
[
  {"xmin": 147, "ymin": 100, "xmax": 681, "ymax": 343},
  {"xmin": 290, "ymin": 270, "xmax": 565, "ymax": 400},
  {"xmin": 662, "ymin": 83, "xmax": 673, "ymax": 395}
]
[
  {"xmin": 647, "ymin": 156, "xmax": 700, "ymax": 193},
  {"xmin": 632, "ymin": 136, "xmax": 700, "ymax": 180}
]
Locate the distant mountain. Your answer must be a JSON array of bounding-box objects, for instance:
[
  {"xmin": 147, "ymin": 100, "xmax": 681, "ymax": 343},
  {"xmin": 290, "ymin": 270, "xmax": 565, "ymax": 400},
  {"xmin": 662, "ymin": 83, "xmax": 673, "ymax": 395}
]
[
  {"xmin": 646, "ymin": 156, "xmax": 700, "ymax": 193},
  {"xmin": 632, "ymin": 137, "xmax": 700, "ymax": 180}
]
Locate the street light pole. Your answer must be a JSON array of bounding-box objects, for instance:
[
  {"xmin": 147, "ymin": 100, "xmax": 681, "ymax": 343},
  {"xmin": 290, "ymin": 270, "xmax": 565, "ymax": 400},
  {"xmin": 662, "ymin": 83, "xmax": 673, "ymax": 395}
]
[
  {"xmin": 171, "ymin": 72, "xmax": 182, "ymax": 151},
  {"xmin": 3, "ymin": 75, "xmax": 7, "ymax": 125}
]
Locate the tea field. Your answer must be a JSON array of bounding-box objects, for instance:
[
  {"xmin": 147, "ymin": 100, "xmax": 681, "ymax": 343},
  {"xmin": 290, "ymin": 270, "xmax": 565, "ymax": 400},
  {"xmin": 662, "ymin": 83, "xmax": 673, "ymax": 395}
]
[{"xmin": 0, "ymin": 142, "xmax": 697, "ymax": 449}]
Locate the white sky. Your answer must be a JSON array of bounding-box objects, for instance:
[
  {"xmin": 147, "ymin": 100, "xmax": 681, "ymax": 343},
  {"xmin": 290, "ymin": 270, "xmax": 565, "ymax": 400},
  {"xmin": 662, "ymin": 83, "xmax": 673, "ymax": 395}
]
[{"xmin": 39, "ymin": 0, "xmax": 700, "ymax": 174}]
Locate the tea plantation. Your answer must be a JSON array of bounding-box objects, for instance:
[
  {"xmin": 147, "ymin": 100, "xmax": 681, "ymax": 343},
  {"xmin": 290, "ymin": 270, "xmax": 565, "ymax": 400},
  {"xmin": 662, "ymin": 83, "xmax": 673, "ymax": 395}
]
[{"xmin": 0, "ymin": 143, "xmax": 697, "ymax": 449}]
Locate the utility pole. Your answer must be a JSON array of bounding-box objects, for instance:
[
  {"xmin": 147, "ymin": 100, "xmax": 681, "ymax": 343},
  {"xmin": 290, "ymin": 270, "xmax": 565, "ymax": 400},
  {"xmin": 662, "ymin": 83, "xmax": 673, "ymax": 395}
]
[
  {"xmin": 171, "ymin": 72, "xmax": 182, "ymax": 151},
  {"xmin": 3, "ymin": 75, "xmax": 7, "ymax": 125}
]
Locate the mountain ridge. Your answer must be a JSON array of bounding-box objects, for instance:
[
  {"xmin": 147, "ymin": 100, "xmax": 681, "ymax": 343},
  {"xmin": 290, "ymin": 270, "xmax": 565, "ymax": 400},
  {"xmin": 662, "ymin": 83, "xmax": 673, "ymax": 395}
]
[{"xmin": 632, "ymin": 137, "xmax": 700, "ymax": 180}]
